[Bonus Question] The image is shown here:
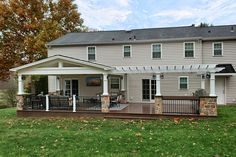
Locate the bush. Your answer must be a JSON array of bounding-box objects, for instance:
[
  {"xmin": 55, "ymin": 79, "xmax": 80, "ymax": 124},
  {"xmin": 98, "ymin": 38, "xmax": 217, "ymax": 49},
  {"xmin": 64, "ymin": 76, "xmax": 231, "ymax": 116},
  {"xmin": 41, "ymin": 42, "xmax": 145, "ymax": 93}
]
[{"xmin": 3, "ymin": 84, "xmax": 17, "ymax": 107}]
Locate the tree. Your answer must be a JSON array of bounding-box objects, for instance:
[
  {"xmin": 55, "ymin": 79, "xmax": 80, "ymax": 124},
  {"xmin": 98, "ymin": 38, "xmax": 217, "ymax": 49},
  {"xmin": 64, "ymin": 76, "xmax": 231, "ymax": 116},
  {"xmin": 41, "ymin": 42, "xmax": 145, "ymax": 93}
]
[
  {"xmin": 0, "ymin": 0, "xmax": 87, "ymax": 80},
  {"xmin": 197, "ymin": 22, "xmax": 213, "ymax": 27}
]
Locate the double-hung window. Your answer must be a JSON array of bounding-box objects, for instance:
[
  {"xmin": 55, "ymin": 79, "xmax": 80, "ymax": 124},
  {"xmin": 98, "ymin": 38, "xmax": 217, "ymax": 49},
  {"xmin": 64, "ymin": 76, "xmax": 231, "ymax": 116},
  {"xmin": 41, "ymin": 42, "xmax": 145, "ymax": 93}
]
[
  {"xmin": 123, "ymin": 45, "xmax": 131, "ymax": 58},
  {"xmin": 87, "ymin": 46, "xmax": 96, "ymax": 61},
  {"xmin": 184, "ymin": 42, "xmax": 194, "ymax": 58},
  {"xmin": 213, "ymin": 42, "xmax": 223, "ymax": 56},
  {"xmin": 152, "ymin": 44, "xmax": 161, "ymax": 59},
  {"xmin": 179, "ymin": 76, "xmax": 188, "ymax": 90}
]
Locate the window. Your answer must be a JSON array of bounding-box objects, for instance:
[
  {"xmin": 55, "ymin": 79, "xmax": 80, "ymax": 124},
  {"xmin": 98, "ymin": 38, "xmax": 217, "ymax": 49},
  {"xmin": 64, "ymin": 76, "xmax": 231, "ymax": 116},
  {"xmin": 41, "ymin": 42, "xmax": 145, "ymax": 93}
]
[
  {"xmin": 123, "ymin": 45, "xmax": 131, "ymax": 57},
  {"xmin": 179, "ymin": 76, "xmax": 188, "ymax": 90},
  {"xmin": 184, "ymin": 42, "xmax": 194, "ymax": 58},
  {"xmin": 110, "ymin": 77, "xmax": 120, "ymax": 89},
  {"xmin": 152, "ymin": 44, "xmax": 161, "ymax": 59},
  {"xmin": 213, "ymin": 42, "xmax": 223, "ymax": 56},
  {"xmin": 87, "ymin": 46, "xmax": 96, "ymax": 61}
]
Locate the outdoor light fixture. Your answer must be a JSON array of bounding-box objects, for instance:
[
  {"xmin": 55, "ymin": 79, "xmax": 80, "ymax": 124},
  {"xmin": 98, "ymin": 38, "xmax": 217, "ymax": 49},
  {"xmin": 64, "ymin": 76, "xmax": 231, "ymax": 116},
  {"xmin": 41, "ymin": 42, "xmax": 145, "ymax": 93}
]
[
  {"xmin": 206, "ymin": 72, "xmax": 211, "ymax": 79},
  {"xmin": 160, "ymin": 73, "xmax": 164, "ymax": 79},
  {"xmin": 201, "ymin": 74, "xmax": 205, "ymax": 79}
]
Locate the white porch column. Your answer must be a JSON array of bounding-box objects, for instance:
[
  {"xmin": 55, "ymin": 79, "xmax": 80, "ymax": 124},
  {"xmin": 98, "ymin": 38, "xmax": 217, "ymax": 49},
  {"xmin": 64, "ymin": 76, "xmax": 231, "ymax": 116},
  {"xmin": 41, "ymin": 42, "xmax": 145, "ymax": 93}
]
[
  {"xmin": 18, "ymin": 75, "xmax": 24, "ymax": 95},
  {"xmin": 121, "ymin": 74, "xmax": 125, "ymax": 91},
  {"xmin": 209, "ymin": 73, "xmax": 216, "ymax": 96},
  {"xmin": 56, "ymin": 76, "xmax": 60, "ymax": 91},
  {"xmin": 102, "ymin": 73, "xmax": 109, "ymax": 95},
  {"xmin": 201, "ymin": 75, "xmax": 205, "ymax": 89},
  {"xmin": 155, "ymin": 73, "xmax": 161, "ymax": 96}
]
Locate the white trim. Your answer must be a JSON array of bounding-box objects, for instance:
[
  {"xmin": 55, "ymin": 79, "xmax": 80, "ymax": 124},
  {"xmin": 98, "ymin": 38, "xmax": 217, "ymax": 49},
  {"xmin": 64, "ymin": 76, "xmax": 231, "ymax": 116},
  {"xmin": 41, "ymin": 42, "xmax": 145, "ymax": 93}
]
[
  {"xmin": 87, "ymin": 46, "xmax": 97, "ymax": 61},
  {"xmin": 212, "ymin": 42, "xmax": 223, "ymax": 56},
  {"xmin": 178, "ymin": 76, "xmax": 189, "ymax": 90},
  {"xmin": 123, "ymin": 45, "xmax": 132, "ymax": 58},
  {"xmin": 17, "ymin": 67, "xmax": 107, "ymax": 75},
  {"xmin": 10, "ymin": 55, "xmax": 112, "ymax": 72},
  {"xmin": 214, "ymin": 73, "xmax": 236, "ymax": 76},
  {"xmin": 183, "ymin": 42, "xmax": 195, "ymax": 58},
  {"xmin": 224, "ymin": 77, "xmax": 227, "ymax": 104},
  {"xmin": 151, "ymin": 43, "xmax": 162, "ymax": 59}
]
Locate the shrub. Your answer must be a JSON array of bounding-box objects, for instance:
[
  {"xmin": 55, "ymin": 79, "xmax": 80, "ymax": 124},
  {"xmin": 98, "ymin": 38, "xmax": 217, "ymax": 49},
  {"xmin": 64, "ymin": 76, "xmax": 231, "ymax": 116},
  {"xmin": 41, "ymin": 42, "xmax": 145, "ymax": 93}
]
[{"xmin": 3, "ymin": 84, "xmax": 17, "ymax": 107}]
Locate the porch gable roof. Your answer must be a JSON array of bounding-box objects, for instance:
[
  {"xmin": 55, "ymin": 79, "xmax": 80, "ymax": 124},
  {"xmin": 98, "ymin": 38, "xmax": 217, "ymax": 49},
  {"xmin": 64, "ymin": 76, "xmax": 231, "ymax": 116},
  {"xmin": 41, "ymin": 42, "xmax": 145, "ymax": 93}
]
[{"xmin": 10, "ymin": 55, "xmax": 113, "ymax": 73}]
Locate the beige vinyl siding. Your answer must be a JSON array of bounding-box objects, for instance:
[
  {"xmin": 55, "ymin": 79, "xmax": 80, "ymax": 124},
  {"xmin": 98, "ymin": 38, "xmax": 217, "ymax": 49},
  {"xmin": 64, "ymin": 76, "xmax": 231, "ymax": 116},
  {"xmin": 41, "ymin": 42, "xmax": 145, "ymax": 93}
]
[
  {"xmin": 203, "ymin": 40, "xmax": 236, "ymax": 104},
  {"xmin": 127, "ymin": 73, "xmax": 202, "ymax": 103},
  {"xmin": 48, "ymin": 40, "xmax": 202, "ymax": 66}
]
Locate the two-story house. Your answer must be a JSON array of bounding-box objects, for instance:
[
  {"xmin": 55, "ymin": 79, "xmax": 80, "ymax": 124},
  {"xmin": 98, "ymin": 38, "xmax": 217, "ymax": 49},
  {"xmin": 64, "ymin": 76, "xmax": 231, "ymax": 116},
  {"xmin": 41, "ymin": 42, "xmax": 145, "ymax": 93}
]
[{"xmin": 11, "ymin": 25, "xmax": 236, "ymax": 108}]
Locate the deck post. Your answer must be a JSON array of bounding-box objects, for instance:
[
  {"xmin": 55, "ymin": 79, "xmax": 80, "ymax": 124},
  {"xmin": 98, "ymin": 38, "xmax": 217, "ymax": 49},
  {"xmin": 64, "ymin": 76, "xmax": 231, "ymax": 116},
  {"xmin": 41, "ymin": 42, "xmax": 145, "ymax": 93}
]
[
  {"xmin": 154, "ymin": 96, "xmax": 163, "ymax": 114},
  {"xmin": 46, "ymin": 95, "xmax": 49, "ymax": 111},
  {"xmin": 73, "ymin": 95, "xmax": 76, "ymax": 112},
  {"xmin": 199, "ymin": 96, "xmax": 217, "ymax": 116}
]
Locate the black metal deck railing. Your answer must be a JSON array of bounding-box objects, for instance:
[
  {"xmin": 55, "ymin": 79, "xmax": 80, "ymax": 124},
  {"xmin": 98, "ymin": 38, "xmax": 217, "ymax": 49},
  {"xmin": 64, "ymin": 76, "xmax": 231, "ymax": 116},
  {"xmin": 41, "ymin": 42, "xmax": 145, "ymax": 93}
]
[
  {"xmin": 162, "ymin": 96, "xmax": 200, "ymax": 114},
  {"xmin": 23, "ymin": 95, "xmax": 102, "ymax": 111}
]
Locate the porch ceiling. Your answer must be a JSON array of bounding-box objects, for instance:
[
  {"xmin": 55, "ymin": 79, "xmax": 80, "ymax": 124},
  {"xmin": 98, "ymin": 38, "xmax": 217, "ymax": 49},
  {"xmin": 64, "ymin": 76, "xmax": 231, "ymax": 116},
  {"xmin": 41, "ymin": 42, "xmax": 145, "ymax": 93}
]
[{"xmin": 112, "ymin": 64, "xmax": 224, "ymax": 74}]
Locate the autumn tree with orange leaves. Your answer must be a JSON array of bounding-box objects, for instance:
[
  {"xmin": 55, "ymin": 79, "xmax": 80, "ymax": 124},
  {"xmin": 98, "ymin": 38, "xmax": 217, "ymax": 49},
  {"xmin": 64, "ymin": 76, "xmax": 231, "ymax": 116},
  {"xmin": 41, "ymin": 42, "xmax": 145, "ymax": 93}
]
[{"xmin": 0, "ymin": 0, "xmax": 86, "ymax": 80}]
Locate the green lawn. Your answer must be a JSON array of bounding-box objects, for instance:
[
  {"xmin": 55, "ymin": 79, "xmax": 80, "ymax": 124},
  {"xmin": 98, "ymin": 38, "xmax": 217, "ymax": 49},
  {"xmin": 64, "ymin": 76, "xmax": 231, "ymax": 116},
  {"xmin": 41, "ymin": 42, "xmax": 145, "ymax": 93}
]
[{"xmin": 0, "ymin": 107, "xmax": 236, "ymax": 157}]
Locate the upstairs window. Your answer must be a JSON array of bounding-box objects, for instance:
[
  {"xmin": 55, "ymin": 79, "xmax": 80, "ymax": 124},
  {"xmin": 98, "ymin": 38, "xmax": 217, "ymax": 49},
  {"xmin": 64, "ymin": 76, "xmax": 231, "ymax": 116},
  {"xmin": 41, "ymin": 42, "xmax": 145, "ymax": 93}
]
[
  {"xmin": 184, "ymin": 42, "xmax": 194, "ymax": 58},
  {"xmin": 87, "ymin": 46, "xmax": 96, "ymax": 61},
  {"xmin": 179, "ymin": 76, "xmax": 188, "ymax": 90},
  {"xmin": 152, "ymin": 44, "xmax": 162, "ymax": 59},
  {"xmin": 123, "ymin": 45, "xmax": 131, "ymax": 58},
  {"xmin": 213, "ymin": 42, "xmax": 223, "ymax": 56}
]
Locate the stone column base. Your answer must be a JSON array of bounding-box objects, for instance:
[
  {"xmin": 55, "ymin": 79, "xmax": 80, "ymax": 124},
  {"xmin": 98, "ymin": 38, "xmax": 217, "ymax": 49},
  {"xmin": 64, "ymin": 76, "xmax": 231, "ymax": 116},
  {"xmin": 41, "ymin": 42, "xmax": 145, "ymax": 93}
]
[
  {"xmin": 154, "ymin": 96, "xmax": 163, "ymax": 114},
  {"xmin": 101, "ymin": 95, "xmax": 110, "ymax": 113},
  {"xmin": 199, "ymin": 96, "xmax": 217, "ymax": 116},
  {"xmin": 16, "ymin": 95, "xmax": 24, "ymax": 110}
]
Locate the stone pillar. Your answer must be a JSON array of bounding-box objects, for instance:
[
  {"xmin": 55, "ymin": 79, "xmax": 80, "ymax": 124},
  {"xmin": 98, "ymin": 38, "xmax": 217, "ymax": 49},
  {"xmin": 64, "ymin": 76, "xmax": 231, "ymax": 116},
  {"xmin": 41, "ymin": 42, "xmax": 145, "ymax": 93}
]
[
  {"xmin": 209, "ymin": 73, "xmax": 216, "ymax": 96},
  {"xmin": 101, "ymin": 95, "xmax": 110, "ymax": 112},
  {"xmin": 154, "ymin": 96, "xmax": 163, "ymax": 114},
  {"xmin": 199, "ymin": 96, "xmax": 217, "ymax": 116},
  {"xmin": 155, "ymin": 73, "xmax": 161, "ymax": 96},
  {"xmin": 16, "ymin": 95, "xmax": 24, "ymax": 110}
]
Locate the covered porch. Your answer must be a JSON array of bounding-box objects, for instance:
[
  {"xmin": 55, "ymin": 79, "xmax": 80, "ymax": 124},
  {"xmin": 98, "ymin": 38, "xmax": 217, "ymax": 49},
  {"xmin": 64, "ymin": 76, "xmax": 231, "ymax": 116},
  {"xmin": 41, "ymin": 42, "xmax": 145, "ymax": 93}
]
[{"xmin": 10, "ymin": 55, "xmax": 224, "ymax": 117}]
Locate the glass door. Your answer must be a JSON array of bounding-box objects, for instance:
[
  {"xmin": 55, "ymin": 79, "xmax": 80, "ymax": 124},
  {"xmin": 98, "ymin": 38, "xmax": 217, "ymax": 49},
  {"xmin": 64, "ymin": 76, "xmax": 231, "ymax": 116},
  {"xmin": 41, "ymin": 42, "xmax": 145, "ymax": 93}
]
[
  {"xmin": 142, "ymin": 79, "xmax": 156, "ymax": 101},
  {"xmin": 64, "ymin": 79, "xmax": 79, "ymax": 96}
]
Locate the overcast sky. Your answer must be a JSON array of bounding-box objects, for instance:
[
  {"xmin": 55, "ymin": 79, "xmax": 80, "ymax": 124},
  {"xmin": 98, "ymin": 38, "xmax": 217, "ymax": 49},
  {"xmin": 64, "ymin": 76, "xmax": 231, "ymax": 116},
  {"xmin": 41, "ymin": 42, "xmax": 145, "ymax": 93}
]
[{"xmin": 75, "ymin": 0, "xmax": 236, "ymax": 30}]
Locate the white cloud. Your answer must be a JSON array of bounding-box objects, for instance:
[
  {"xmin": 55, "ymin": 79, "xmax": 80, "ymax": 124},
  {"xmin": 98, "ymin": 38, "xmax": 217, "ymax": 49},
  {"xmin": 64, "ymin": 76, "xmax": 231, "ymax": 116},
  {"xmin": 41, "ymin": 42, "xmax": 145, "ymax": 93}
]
[
  {"xmin": 76, "ymin": 0, "xmax": 132, "ymax": 30},
  {"xmin": 152, "ymin": 0, "xmax": 236, "ymax": 25},
  {"xmin": 116, "ymin": 0, "xmax": 131, "ymax": 7}
]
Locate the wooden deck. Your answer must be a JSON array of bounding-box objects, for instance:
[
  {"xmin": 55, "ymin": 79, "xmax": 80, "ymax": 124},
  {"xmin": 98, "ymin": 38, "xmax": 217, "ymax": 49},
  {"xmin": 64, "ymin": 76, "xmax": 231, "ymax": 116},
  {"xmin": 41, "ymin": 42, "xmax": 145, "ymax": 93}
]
[{"xmin": 17, "ymin": 103, "xmax": 210, "ymax": 119}]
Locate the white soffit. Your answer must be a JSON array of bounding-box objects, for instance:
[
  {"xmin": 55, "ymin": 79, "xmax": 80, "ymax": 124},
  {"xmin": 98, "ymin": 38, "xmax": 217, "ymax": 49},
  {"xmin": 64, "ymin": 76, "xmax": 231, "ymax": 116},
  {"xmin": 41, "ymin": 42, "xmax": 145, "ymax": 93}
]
[{"xmin": 112, "ymin": 64, "xmax": 224, "ymax": 74}]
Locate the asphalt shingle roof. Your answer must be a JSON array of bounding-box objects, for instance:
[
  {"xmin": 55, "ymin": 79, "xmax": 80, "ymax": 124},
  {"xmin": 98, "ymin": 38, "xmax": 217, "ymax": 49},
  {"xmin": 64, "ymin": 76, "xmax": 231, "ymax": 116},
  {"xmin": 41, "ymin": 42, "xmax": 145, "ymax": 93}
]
[{"xmin": 47, "ymin": 25, "xmax": 236, "ymax": 46}]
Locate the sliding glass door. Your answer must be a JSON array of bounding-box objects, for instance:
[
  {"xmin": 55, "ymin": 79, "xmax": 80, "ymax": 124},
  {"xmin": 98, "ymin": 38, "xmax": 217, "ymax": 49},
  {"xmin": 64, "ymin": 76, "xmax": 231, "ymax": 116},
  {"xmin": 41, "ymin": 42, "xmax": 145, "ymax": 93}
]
[
  {"xmin": 64, "ymin": 79, "xmax": 79, "ymax": 96},
  {"xmin": 142, "ymin": 79, "xmax": 156, "ymax": 101}
]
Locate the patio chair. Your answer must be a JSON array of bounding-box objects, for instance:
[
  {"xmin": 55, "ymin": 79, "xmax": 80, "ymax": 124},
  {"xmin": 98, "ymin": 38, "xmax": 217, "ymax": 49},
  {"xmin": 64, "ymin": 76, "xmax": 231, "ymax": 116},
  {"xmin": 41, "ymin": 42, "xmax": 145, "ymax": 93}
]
[{"xmin": 110, "ymin": 95, "xmax": 121, "ymax": 108}]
